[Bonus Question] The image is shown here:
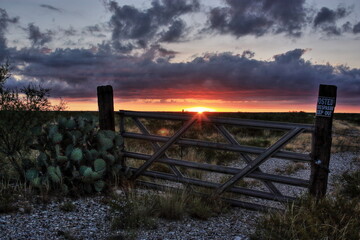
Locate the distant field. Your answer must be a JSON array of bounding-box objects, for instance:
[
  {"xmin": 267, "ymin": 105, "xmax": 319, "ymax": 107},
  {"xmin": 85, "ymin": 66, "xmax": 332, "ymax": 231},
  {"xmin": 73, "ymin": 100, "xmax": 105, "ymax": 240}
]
[{"xmin": 58, "ymin": 111, "xmax": 360, "ymax": 126}]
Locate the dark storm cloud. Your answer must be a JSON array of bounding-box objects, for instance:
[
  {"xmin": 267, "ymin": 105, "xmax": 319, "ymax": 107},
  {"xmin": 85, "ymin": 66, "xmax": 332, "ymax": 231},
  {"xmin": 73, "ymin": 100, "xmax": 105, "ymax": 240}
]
[
  {"xmin": 39, "ymin": 4, "xmax": 62, "ymax": 12},
  {"xmin": 241, "ymin": 50, "xmax": 255, "ymax": 59},
  {"xmin": 353, "ymin": 22, "xmax": 360, "ymax": 34},
  {"xmin": 206, "ymin": 0, "xmax": 308, "ymax": 38},
  {"xmin": 159, "ymin": 19, "xmax": 187, "ymax": 42},
  {"xmin": 273, "ymin": 48, "xmax": 307, "ymax": 63},
  {"xmin": 108, "ymin": 0, "xmax": 199, "ymax": 51},
  {"xmin": 313, "ymin": 6, "xmax": 350, "ymax": 36},
  {"xmin": 5, "ymin": 47, "xmax": 359, "ymax": 108},
  {"xmin": 313, "ymin": 7, "xmax": 348, "ymax": 27},
  {"xmin": 341, "ymin": 21, "xmax": 352, "ymax": 32},
  {"xmin": 0, "ymin": 8, "xmax": 19, "ymax": 31},
  {"xmin": 206, "ymin": 1, "xmax": 360, "ymax": 38},
  {"xmin": 14, "ymin": 47, "xmax": 103, "ymax": 68},
  {"xmin": 141, "ymin": 44, "xmax": 178, "ymax": 62},
  {"xmin": 156, "ymin": 46, "xmax": 178, "ymax": 57},
  {"xmin": 27, "ymin": 23, "xmax": 53, "ymax": 46}
]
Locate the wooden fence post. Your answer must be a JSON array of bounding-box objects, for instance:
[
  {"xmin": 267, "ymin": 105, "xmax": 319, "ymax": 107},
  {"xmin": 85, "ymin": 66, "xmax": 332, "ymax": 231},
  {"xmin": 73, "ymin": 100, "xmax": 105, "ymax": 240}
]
[
  {"xmin": 97, "ymin": 85, "xmax": 115, "ymax": 131},
  {"xmin": 309, "ymin": 84, "xmax": 337, "ymax": 198}
]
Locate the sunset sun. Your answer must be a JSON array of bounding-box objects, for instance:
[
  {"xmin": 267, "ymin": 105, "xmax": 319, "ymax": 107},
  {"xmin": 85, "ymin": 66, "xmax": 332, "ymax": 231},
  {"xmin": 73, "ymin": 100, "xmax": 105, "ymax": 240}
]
[{"xmin": 185, "ymin": 107, "xmax": 216, "ymax": 113}]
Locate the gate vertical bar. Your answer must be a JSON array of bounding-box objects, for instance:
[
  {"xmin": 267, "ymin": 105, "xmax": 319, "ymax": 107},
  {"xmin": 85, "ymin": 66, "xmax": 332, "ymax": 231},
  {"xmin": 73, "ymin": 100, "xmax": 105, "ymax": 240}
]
[
  {"xmin": 97, "ymin": 85, "xmax": 115, "ymax": 131},
  {"xmin": 309, "ymin": 84, "xmax": 337, "ymax": 198}
]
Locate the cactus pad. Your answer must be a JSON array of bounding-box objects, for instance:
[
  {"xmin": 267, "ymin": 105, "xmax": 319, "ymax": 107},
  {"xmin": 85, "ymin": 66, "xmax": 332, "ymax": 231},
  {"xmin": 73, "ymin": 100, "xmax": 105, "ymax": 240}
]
[
  {"xmin": 58, "ymin": 117, "xmax": 68, "ymax": 129},
  {"xmin": 48, "ymin": 166, "xmax": 62, "ymax": 183},
  {"xmin": 48, "ymin": 125, "xmax": 58, "ymax": 137},
  {"xmin": 99, "ymin": 130, "xmax": 116, "ymax": 140},
  {"xmin": 79, "ymin": 166, "xmax": 90, "ymax": 176},
  {"xmin": 114, "ymin": 135, "xmax": 124, "ymax": 146},
  {"xmin": 37, "ymin": 152, "xmax": 48, "ymax": 166},
  {"xmin": 97, "ymin": 134, "xmax": 113, "ymax": 151},
  {"xmin": 26, "ymin": 169, "xmax": 39, "ymax": 181},
  {"xmin": 103, "ymin": 153, "xmax": 115, "ymax": 164},
  {"xmin": 66, "ymin": 118, "xmax": 76, "ymax": 129},
  {"xmin": 52, "ymin": 132, "xmax": 63, "ymax": 144},
  {"xmin": 94, "ymin": 158, "xmax": 106, "ymax": 174},
  {"xmin": 56, "ymin": 155, "xmax": 68, "ymax": 163},
  {"xmin": 70, "ymin": 148, "xmax": 83, "ymax": 162}
]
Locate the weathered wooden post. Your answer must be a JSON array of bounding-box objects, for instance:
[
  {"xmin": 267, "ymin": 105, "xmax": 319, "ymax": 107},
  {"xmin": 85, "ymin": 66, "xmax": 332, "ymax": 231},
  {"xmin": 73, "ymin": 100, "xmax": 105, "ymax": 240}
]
[
  {"xmin": 97, "ymin": 85, "xmax": 115, "ymax": 131},
  {"xmin": 309, "ymin": 84, "xmax": 337, "ymax": 198}
]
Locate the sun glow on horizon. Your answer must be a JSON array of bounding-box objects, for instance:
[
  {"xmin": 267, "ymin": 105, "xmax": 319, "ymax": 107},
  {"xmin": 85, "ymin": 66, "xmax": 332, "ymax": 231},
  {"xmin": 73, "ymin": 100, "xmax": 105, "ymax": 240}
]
[
  {"xmin": 52, "ymin": 97, "xmax": 360, "ymax": 113},
  {"xmin": 184, "ymin": 107, "xmax": 217, "ymax": 113}
]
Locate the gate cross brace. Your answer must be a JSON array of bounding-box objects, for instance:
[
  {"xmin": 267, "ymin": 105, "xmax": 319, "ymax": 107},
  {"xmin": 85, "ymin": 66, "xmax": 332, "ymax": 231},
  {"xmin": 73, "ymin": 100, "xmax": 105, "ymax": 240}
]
[
  {"xmin": 132, "ymin": 117, "xmax": 184, "ymax": 178},
  {"xmin": 130, "ymin": 116, "xmax": 198, "ymax": 180},
  {"xmin": 215, "ymin": 124, "xmax": 282, "ymax": 196},
  {"xmin": 214, "ymin": 127, "xmax": 304, "ymax": 196}
]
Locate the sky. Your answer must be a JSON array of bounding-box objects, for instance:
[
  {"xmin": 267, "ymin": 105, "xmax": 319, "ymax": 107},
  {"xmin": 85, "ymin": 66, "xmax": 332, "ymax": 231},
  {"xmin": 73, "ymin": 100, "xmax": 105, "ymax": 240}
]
[{"xmin": 1, "ymin": 0, "xmax": 360, "ymax": 112}]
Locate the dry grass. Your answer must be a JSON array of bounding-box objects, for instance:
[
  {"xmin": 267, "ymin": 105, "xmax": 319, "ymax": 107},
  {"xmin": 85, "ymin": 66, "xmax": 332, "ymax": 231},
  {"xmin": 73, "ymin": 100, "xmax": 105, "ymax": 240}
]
[
  {"xmin": 0, "ymin": 181, "xmax": 32, "ymax": 213},
  {"xmin": 252, "ymin": 195, "xmax": 360, "ymax": 240},
  {"xmin": 332, "ymin": 135, "xmax": 360, "ymax": 153},
  {"xmin": 284, "ymin": 133, "xmax": 312, "ymax": 152},
  {"xmin": 332, "ymin": 120, "xmax": 360, "ymax": 153},
  {"xmin": 109, "ymin": 188, "xmax": 229, "ymax": 233},
  {"xmin": 252, "ymin": 169, "xmax": 360, "ymax": 240},
  {"xmin": 333, "ymin": 120, "xmax": 360, "ymax": 134}
]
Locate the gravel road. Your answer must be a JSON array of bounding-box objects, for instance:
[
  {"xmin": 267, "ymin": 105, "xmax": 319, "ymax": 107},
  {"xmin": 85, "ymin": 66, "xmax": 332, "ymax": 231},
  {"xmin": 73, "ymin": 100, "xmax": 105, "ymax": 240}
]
[{"xmin": 0, "ymin": 152, "xmax": 358, "ymax": 240}]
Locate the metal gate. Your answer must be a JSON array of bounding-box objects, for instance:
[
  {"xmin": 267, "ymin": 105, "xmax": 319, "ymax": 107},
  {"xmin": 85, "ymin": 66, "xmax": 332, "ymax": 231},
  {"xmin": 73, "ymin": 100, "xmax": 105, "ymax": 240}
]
[{"xmin": 118, "ymin": 110, "xmax": 314, "ymax": 210}]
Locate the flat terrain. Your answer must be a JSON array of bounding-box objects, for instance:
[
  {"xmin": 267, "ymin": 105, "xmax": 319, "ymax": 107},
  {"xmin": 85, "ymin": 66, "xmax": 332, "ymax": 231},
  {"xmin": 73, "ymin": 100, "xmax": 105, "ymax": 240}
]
[{"xmin": 1, "ymin": 112, "xmax": 359, "ymax": 240}]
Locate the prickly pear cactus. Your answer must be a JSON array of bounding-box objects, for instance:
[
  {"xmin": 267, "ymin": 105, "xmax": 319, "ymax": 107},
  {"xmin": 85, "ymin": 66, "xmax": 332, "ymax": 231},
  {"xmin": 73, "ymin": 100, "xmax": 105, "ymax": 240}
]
[{"xmin": 28, "ymin": 114, "xmax": 124, "ymax": 195}]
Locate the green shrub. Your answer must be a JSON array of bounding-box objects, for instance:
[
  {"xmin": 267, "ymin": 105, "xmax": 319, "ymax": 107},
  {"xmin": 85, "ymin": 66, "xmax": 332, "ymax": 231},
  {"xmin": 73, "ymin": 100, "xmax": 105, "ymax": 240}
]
[{"xmin": 0, "ymin": 62, "xmax": 66, "ymax": 182}]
